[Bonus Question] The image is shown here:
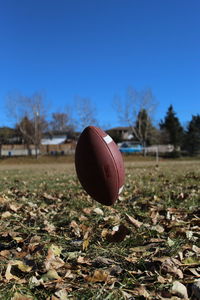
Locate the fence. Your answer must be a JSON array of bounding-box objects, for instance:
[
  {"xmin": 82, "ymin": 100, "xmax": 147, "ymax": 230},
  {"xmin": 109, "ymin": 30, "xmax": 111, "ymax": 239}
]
[{"xmin": 0, "ymin": 142, "xmax": 76, "ymax": 156}]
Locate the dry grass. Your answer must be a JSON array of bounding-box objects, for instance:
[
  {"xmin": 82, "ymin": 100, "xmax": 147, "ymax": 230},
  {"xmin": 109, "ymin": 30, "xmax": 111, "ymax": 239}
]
[{"xmin": 0, "ymin": 158, "xmax": 199, "ymax": 299}]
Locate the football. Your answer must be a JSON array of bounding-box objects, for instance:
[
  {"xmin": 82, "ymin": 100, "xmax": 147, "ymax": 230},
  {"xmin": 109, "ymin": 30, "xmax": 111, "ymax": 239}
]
[{"xmin": 75, "ymin": 126, "xmax": 125, "ymax": 206}]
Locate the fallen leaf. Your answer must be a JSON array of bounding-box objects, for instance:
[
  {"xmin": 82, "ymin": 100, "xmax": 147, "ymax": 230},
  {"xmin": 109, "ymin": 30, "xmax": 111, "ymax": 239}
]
[
  {"xmin": 11, "ymin": 292, "xmax": 33, "ymax": 300},
  {"xmin": 182, "ymin": 256, "xmax": 200, "ymax": 266},
  {"xmin": 133, "ymin": 285, "xmax": 150, "ymax": 298},
  {"xmin": 1, "ymin": 211, "xmax": 12, "ymax": 219},
  {"xmin": 101, "ymin": 228, "xmax": 109, "ymax": 238},
  {"xmin": 29, "ymin": 276, "xmax": 43, "ymax": 287},
  {"xmin": 152, "ymin": 224, "xmax": 165, "ymax": 233},
  {"xmin": 82, "ymin": 208, "xmax": 92, "ymax": 215},
  {"xmin": 93, "ymin": 207, "xmax": 104, "ymax": 215},
  {"xmin": 9, "ymin": 203, "xmax": 22, "ymax": 212},
  {"xmin": 167, "ymin": 237, "xmax": 175, "ymax": 247},
  {"xmin": 157, "ymin": 275, "xmax": 166, "ymax": 283},
  {"xmin": 49, "ymin": 244, "xmax": 62, "ymax": 256},
  {"xmin": 161, "ymin": 258, "xmax": 183, "ymax": 279},
  {"xmin": 64, "ymin": 270, "xmax": 74, "ymax": 279},
  {"xmin": 82, "ymin": 238, "xmax": 90, "ymax": 251},
  {"xmin": 0, "ymin": 196, "xmax": 9, "ymax": 203},
  {"xmin": 92, "ymin": 256, "xmax": 118, "ymax": 266},
  {"xmin": 77, "ymin": 256, "xmax": 91, "ymax": 265},
  {"xmin": 192, "ymin": 245, "xmax": 200, "ymax": 254},
  {"xmin": 150, "ymin": 209, "xmax": 159, "ymax": 225},
  {"xmin": 0, "ymin": 250, "xmax": 10, "ymax": 257},
  {"xmin": 55, "ymin": 289, "xmax": 69, "ymax": 300},
  {"xmin": 85, "ymin": 269, "xmax": 114, "ymax": 283},
  {"xmin": 44, "ymin": 245, "xmax": 65, "ymax": 271},
  {"xmin": 70, "ymin": 220, "xmax": 81, "ymax": 237},
  {"xmin": 126, "ymin": 214, "xmax": 143, "ymax": 228},
  {"xmin": 42, "ymin": 269, "xmax": 61, "ymax": 281},
  {"xmin": 11, "ymin": 260, "xmax": 32, "ymax": 272},
  {"xmin": 125, "ymin": 256, "xmax": 139, "ymax": 263},
  {"xmin": 5, "ymin": 262, "xmax": 26, "ymax": 283},
  {"xmin": 44, "ymin": 220, "xmax": 56, "ymax": 233},
  {"xmin": 171, "ymin": 281, "xmax": 188, "ymax": 299},
  {"xmin": 43, "ymin": 192, "xmax": 56, "ymax": 201}
]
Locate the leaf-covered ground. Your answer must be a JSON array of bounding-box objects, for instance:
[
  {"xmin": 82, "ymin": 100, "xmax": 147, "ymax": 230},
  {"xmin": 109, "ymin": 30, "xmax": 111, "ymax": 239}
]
[{"xmin": 0, "ymin": 160, "xmax": 200, "ymax": 299}]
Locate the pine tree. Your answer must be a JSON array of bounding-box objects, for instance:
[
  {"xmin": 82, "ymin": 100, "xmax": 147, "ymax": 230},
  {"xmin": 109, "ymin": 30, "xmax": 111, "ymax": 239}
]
[
  {"xmin": 184, "ymin": 115, "xmax": 200, "ymax": 156},
  {"xmin": 160, "ymin": 105, "xmax": 183, "ymax": 150}
]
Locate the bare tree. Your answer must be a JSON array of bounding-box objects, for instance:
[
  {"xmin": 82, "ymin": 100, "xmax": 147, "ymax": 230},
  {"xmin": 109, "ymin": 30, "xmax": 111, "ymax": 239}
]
[
  {"xmin": 6, "ymin": 91, "xmax": 48, "ymax": 157},
  {"xmin": 75, "ymin": 97, "xmax": 98, "ymax": 131},
  {"xmin": 114, "ymin": 87, "xmax": 157, "ymax": 147},
  {"xmin": 49, "ymin": 106, "xmax": 75, "ymax": 136}
]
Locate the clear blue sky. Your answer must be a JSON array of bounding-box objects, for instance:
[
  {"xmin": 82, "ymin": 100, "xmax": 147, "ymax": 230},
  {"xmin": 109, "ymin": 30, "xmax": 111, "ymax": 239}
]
[{"xmin": 0, "ymin": 0, "xmax": 200, "ymax": 129}]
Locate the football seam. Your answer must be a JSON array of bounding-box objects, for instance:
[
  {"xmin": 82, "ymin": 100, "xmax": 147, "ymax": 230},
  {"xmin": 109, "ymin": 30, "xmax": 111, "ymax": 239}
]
[{"xmin": 92, "ymin": 127, "xmax": 120, "ymax": 202}]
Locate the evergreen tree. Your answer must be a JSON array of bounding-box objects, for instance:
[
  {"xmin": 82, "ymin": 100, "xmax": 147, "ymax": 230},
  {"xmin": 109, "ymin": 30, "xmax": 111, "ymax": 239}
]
[
  {"xmin": 184, "ymin": 115, "xmax": 200, "ymax": 156},
  {"xmin": 160, "ymin": 105, "xmax": 183, "ymax": 150}
]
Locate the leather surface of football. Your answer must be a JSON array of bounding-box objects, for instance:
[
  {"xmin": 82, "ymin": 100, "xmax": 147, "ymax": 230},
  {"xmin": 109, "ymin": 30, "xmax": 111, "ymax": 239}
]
[{"xmin": 75, "ymin": 126, "xmax": 125, "ymax": 206}]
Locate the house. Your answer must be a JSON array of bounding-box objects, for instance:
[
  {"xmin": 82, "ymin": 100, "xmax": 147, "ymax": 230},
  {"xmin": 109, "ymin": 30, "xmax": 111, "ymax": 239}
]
[
  {"xmin": 41, "ymin": 133, "xmax": 76, "ymax": 155},
  {"xmin": 41, "ymin": 134, "xmax": 68, "ymax": 145},
  {"xmin": 106, "ymin": 127, "xmax": 133, "ymax": 142}
]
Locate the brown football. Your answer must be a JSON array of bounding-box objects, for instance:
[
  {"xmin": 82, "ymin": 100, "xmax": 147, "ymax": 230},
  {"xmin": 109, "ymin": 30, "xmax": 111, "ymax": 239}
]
[{"xmin": 75, "ymin": 126, "xmax": 125, "ymax": 206}]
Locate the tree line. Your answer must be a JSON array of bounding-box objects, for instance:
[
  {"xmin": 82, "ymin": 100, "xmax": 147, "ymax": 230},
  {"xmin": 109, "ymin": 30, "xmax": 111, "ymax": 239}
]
[{"xmin": 0, "ymin": 88, "xmax": 200, "ymax": 157}]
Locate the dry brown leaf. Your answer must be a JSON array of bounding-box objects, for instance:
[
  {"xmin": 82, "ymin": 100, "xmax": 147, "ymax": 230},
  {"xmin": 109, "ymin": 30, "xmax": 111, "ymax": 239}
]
[
  {"xmin": 5, "ymin": 263, "xmax": 26, "ymax": 283},
  {"xmin": 11, "ymin": 260, "xmax": 32, "ymax": 272},
  {"xmin": 149, "ymin": 238, "xmax": 166, "ymax": 243},
  {"xmin": 106, "ymin": 224, "xmax": 130, "ymax": 243},
  {"xmin": 0, "ymin": 196, "xmax": 9, "ymax": 203},
  {"xmin": 55, "ymin": 288, "xmax": 69, "ymax": 300},
  {"xmin": 85, "ymin": 269, "xmax": 115, "ymax": 284},
  {"xmin": 64, "ymin": 270, "xmax": 74, "ymax": 279},
  {"xmin": 82, "ymin": 229, "xmax": 91, "ymax": 251},
  {"xmin": 157, "ymin": 275, "xmax": 167, "ymax": 283},
  {"xmin": 77, "ymin": 256, "xmax": 91, "ymax": 265},
  {"xmin": 125, "ymin": 255, "xmax": 139, "ymax": 263},
  {"xmin": 9, "ymin": 203, "xmax": 21, "ymax": 212},
  {"xmin": 11, "ymin": 292, "xmax": 33, "ymax": 300},
  {"xmin": 150, "ymin": 209, "xmax": 159, "ymax": 225},
  {"xmin": 133, "ymin": 285, "xmax": 150, "ymax": 298},
  {"xmin": 43, "ymin": 192, "xmax": 56, "ymax": 201},
  {"xmin": 192, "ymin": 245, "xmax": 200, "ymax": 254},
  {"xmin": 45, "ymin": 255, "xmax": 65, "ymax": 271},
  {"xmin": 42, "ymin": 269, "xmax": 61, "ymax": 281},
  {"xmin": 0, "ymin": 250, "xmax": 10, "ymax": 257},
  {"xmin": 70, "ymin": 220, "xmax": 81, "ymax": 237},
  {"xmin": 44, "ymin": 220, "xmax": 56, "ymax": 233},
  {"xmin": 82, "ymin": 207, "xmax": 92, "ymax": 215},
  {"xmin": 101, "ymin": 228, "xmax": 109, "ymax": 238},
  {"xmin": 92, "ymin": 256, "xmax": 118, "ymax": 266},
  {"xmin": 82, "ymin": 239, "xmax": 89, "ymax": 251},
  {"xmin": 44, "ymin": 245, "xmax": 65, "ymax": 271},
  {"xmin": 152, "ymin": 224, "xmax": 165, "ymax": 233},
  {"xmin": 125, "ymin": 214, "xmax": 143, "ymax": 228},
  {"xmin": 1, "ymin": 211, "xmax": 12, "ymax": 219},
  {"xmin": 93, "ymin": 207, "xmax": 104, "ymax": 215},
  {"xmin": 161, "ymin": 258, "xmax": 183, "ymax": 279},
  {"xmin": 171, "ymin": 281, "xmax": 188, "ymax": 299},
  {"xmin": 79, "ymin": 215, "xmax": 88, "ymax": 221}
]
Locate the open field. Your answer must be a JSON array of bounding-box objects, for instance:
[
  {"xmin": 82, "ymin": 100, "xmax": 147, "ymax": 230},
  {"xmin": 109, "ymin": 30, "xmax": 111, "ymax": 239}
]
[{"xmin": 0, "ymin": 158, "xmax": 200, "ymax": 299}]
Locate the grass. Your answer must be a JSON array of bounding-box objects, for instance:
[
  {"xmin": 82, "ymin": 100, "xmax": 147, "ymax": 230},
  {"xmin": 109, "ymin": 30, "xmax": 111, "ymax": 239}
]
[{"xmin": 0, "ymin": 158, "xmax": 199, "ymax": 299}]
